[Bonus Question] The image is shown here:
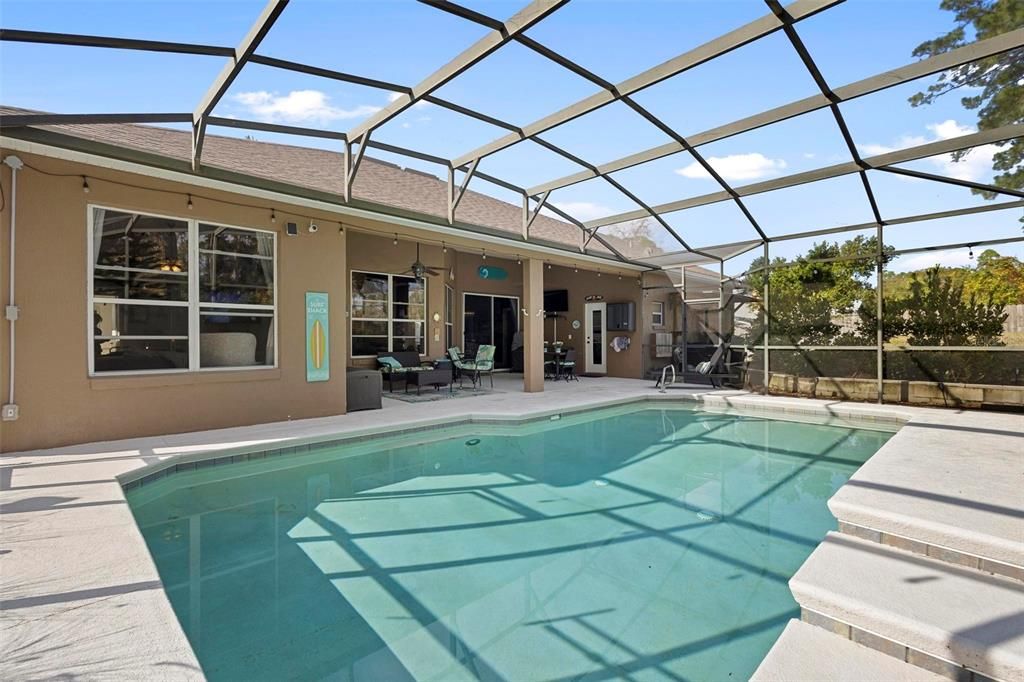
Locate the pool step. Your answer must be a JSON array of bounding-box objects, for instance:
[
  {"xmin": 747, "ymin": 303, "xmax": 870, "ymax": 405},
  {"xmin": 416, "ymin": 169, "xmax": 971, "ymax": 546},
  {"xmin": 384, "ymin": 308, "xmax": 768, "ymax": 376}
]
[
  {"xmin": 790, "ymin": 532, "xmax": 1024, "ymax": 681},
  {"xmin": 827, "ymin": 422, "xmax": 1024, "ymax": 582},
  {"xmin": 752, "ymin": 619, "xmax": 948, "ymax": 681}
]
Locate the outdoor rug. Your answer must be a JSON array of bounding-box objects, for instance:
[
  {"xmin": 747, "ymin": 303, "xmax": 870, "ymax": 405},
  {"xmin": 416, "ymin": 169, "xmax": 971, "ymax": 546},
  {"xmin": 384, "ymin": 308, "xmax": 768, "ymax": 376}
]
[{"xmin": 384, "ymin": 385, "xmax": 503, "ymax": 403}]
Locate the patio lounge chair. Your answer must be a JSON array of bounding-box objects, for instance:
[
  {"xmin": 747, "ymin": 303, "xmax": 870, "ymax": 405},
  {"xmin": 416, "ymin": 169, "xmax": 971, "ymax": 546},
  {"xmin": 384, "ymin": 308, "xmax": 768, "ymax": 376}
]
[{"xmin": 695, "ymin": 341, "xmax": 727, "ymax": 388}]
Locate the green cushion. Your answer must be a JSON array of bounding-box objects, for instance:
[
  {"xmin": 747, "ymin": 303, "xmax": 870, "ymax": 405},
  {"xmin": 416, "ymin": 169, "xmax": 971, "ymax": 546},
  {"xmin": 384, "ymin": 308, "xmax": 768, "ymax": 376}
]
[{"xmin": 377, "ymin": 357, "xmax": 402, "ymax": 370}]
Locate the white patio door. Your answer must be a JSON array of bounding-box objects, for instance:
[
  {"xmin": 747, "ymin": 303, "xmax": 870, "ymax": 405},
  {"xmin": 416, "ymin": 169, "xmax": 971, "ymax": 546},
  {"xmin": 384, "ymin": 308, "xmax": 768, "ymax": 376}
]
[{"xmin": 584, "ymin": 301, "xmax": 607, "ymax": 375}]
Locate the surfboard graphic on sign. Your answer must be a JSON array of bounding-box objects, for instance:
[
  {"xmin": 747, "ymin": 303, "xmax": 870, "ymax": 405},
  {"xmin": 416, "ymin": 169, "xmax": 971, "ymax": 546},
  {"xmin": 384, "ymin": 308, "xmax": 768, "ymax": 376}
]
[{"xmin": 305, "ymin": 292, "xmax": 330, "ymax": 382}]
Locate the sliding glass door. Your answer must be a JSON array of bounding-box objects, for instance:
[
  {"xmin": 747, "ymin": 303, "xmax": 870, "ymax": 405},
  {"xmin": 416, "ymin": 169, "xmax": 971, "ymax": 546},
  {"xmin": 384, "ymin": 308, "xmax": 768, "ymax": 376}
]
[{"xmin": 463, "ymin": 293, "xmax": 519, "ymax": 369}]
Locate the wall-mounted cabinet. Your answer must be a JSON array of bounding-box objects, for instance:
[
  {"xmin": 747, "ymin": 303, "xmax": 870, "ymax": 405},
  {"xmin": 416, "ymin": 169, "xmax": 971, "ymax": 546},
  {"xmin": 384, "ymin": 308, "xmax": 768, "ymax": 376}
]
[{"xmin": 606, "ymin": 302, "xmax": 636, "ymax": 331}]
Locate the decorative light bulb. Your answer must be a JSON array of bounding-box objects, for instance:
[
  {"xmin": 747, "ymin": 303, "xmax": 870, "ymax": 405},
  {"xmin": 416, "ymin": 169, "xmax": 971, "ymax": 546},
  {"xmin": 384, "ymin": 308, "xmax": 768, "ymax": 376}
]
[
  {"xmin": 82, "ymin": 176, "xmax": 90, "ymax": 194},
  {"xmin": 969, "ymin": 247, "xmax": 974, "ymax": 260},
  {"xmin": 482, "ymin": 251, "xmax": 487, "ymax": 260},
  {"xmin": 187, "ymin": 194, "xmax": 194, "ymax": 210},
  {"xmin": 271, "ymin": 209, "xmax": 276, "ymax": 223},
  {"xmin": 442, "ymin": 242, "xmax": 447, "ymax": 253},
  {"xmin": 393, "ymin": 234, "xmax": 399, "ymax": 245}
]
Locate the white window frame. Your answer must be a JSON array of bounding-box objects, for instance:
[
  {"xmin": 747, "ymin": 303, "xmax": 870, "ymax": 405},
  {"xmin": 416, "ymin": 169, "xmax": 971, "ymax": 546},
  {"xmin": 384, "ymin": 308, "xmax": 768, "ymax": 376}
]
[
  {"xmin": 652, "ymin": 301, "xmax": 665, "ymax": 327},
  {"xmin": 350, "ymin": 269, "xmax": 427, "ymax": 358},
  {"xmin": 87, "ymin": 204, "xmax": 278, "ymax": 377},
  {"xmin": 444, "ymin": 284, "xmax": 455, "ymax": 350}
]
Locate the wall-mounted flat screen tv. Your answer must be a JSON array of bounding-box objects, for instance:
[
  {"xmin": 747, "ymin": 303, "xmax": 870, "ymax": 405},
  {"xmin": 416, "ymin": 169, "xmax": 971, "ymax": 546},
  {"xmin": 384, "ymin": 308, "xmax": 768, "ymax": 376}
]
[{"xmin": 544, "ymin": 289, "xmax": 569, "ymax": 312}]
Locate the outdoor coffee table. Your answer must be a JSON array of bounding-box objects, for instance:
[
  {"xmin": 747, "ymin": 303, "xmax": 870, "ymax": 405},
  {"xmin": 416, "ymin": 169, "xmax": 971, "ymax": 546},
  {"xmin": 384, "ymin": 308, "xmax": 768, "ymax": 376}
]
[{"xmin": 405, "ymin": 367, "xmax": 453, "ymax": 394}]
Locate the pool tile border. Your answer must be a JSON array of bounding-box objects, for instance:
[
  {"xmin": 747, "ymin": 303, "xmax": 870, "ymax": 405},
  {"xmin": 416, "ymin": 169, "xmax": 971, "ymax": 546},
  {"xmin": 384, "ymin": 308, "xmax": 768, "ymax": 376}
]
[
  {"xmin": 837, "ymin": 521, "xmax": 1024, "ymax": 583},
  {"xmin": 800, "ymin": 609, "xmax": 998, "ymax": 682}
]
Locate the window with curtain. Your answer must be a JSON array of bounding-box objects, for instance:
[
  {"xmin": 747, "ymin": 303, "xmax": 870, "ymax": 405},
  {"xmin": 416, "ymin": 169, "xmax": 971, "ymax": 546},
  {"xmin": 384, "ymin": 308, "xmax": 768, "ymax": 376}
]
[
  {"xmin": 89, "ymin": 207, "xmax": 276, "ymax": 374},
  {"xmin": 351, "ymin": 271, "xmax": 426, "ymax": 356}
]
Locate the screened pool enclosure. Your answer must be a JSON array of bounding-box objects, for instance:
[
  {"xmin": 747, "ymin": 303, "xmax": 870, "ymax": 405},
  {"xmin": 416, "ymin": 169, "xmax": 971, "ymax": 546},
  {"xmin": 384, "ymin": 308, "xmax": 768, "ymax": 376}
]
[{"xmin": 2, "ymin": 0, "xmax": 1021, "ymax": 407}]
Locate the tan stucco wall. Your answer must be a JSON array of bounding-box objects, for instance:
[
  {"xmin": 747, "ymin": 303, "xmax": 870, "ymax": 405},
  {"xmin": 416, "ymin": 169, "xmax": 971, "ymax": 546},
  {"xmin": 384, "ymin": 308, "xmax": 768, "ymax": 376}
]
[
  {"xmin": 543, "ymin": 265, "xmax": 647, "ymax": 379},
  {"xmin": 0, "ymin": 152, "xmax": 351, "ymax": 452},
  {"xmin": 0, "ymin": 148, "xmax": 652, "ymax": 451}
]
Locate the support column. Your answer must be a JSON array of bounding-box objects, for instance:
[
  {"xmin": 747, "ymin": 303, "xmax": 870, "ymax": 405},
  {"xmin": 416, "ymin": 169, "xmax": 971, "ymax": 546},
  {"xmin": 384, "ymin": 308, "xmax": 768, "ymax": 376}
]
[
  {"xmin": 763, "ymin": 241, "xmax": 770, "ymax": 396},
  {"xmin": 876, "ymin": 223, "xmax": 884, "ymax": 404},
  {"xmin": 523, "ymin": 258, "xmax": 545, "ymax": 393}
]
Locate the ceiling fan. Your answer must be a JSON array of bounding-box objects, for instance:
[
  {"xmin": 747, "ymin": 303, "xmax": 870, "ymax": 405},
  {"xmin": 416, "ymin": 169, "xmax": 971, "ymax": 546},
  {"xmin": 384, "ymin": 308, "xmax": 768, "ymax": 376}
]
[{"xmin": 402, "ymin": 243, "xmax": 445, "ymax": 278}]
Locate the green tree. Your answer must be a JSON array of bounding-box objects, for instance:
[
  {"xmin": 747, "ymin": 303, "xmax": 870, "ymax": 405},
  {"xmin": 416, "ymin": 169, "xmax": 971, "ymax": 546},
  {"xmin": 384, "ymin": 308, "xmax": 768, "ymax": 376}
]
[
  {"xmin": 745, "ymin": 236, "xmax": 888, "ymax": 345},
  {"xmin": 965, "ymin": 248, "xmax": 1024, "ymax": 304},
  {"xmin": 910, "ymin": 0, "xmax": 1024, "ymax": 199},
  {"xmin": 879, "ymin": 266, "xmax": 1007, "ymax": 345}
]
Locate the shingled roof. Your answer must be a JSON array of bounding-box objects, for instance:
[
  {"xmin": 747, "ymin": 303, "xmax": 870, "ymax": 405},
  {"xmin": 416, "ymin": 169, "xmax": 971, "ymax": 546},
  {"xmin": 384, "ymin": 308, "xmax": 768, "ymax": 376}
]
[{"xmin": 1, "ymin": 106, "xmax": 647, "ymax": 259}]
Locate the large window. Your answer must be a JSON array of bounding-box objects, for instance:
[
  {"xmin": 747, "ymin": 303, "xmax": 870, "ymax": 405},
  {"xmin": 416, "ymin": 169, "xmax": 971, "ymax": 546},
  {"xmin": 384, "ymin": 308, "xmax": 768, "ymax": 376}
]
[
  {"xmin": 351, "ymin": 271, "xmax": 425, "ymax": 356},
  {"xmin": 89, "ymin": 206, "xmax": 276, "ymax": 375}
]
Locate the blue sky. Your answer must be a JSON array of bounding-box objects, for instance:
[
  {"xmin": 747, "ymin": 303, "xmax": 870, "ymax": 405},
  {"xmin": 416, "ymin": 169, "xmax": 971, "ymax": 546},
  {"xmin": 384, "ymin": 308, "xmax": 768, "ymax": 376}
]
[{"xmin": 2, "ymin": 0, "xmax": 1020, "ymax": 273}]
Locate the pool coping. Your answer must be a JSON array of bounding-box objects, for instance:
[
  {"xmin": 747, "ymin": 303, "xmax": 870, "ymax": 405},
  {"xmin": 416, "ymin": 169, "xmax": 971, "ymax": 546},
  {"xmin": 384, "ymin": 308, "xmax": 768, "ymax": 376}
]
[
  {"xmin": 2, "ymin": 382, "xmax": 1021, "ymax": 680},
  {"xmin": 117, "ymin": 391, "xmax": 907, "ymax": 490}
]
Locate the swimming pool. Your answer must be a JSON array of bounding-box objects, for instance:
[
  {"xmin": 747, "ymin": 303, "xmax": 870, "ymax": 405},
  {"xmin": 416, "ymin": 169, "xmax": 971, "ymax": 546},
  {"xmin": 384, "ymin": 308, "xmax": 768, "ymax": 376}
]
[{"xmin": 126, "ymin": 402, "xmax": 895, "ymax": 681}]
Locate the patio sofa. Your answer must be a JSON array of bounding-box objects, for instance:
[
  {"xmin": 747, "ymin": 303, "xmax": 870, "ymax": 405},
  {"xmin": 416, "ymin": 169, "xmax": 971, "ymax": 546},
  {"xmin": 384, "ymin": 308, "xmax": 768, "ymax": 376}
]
[{"xmin": 376, "ymin": 351, "xmax": 433, "ymax": 392}]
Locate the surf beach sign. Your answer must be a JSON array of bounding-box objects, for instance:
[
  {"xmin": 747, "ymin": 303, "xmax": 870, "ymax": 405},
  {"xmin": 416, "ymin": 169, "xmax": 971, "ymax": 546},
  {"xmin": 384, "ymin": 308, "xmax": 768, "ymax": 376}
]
[{"xmin": 305, "ymin": 292, "xmax": 330, "ymax": 382}]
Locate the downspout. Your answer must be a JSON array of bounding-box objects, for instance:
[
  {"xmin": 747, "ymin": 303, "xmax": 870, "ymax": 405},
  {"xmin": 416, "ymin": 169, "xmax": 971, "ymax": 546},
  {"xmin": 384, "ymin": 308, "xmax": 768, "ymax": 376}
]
[{"xmin": 3, "ymin": 154, "xmax": 23, "ymax": 422}]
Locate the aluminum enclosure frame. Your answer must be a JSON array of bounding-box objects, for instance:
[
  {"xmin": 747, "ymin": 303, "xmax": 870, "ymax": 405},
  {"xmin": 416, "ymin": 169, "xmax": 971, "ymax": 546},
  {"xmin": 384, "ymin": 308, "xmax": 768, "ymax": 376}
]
[{"xmin": 2, "ymin": 0, "xmax": 1020, "ymax": 268}]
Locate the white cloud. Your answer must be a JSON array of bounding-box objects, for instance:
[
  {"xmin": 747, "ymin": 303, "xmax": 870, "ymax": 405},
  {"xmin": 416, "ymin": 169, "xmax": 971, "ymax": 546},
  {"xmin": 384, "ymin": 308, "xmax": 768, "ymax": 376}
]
[
  {"xmin": 387, "ymin": 91, "xmax": 431, "ymax": 109},
  {"xmin": 803, "ymin": 152, "xmax": 816, "ymax": 159},
  {"xmin": 551, "ymin": 201, "xmax": 614, "ymax": 221},
  {"xmin": 233, "ymin": 90, "xmax": 380, "ymax": 124},
  {"xmin": 860, "ymin": 119, "xmax": 995, "ymax": 182},
  {"xmin": 675, "ymin": 153, "xmax": 787, "ymax": 181},
  {"xmin": 891, "ymin": 249, "xmax": 975, "ymax": 273}
]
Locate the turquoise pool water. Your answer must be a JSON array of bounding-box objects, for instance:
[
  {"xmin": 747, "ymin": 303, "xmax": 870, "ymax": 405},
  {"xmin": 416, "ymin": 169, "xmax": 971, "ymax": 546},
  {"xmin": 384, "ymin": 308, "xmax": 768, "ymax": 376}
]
[{"xmin": 127, "ymin": 403, "xmax": 895, "ymax": 681}]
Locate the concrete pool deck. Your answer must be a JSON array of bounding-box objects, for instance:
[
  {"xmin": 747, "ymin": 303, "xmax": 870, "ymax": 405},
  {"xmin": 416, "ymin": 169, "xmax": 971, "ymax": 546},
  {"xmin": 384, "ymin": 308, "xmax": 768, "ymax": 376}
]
[{"xmin": 1, "ymin": 375, "xmax": 1022, "ymax": 680}]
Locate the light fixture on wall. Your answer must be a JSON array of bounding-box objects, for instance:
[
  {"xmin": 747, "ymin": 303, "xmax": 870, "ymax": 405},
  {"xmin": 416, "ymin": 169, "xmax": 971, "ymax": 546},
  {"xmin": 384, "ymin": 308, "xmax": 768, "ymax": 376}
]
[
  {"xmin": 573, "ymin": 265, "xmax": 578, "ymax": 273},
  {"xmin": 186, "ymin": 194, "xmax": 194, "ymax": 210},
  {"xmin": 516, "ymin": 254, "xmax": 522, "ymax": 265},
  {"xmin": 969, "ymin": 246, "xmax": 975, "ymax": 260},
  {"xmin": 442, "ymin": 242, "xmax": 447, "ymax": 253},
  {"xmin": 481, "ymin": 250, "xmax": 487, "ymax": 260},
  {"xmin": 597, "ymin": 272, "xmax": 602, "ymax": 277},
  {"xmin": 547, "ymin": 263, "xmax": 551, "ymax": 270},
  {"xmin": 271, "ymin": 208, "xmax": 277, "ymax": 223},
  {"xmin": 81, "ymin": 176, "xmax": 90, "ymax": 194},
  {"xmin": 393, "ymin": 234, "xmax": 399, "ymax": 245}
]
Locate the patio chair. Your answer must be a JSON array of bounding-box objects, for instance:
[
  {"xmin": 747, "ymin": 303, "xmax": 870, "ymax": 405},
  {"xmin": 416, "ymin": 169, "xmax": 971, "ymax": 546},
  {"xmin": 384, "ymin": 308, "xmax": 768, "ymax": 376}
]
[
  {"xmin": 556, "ymin": 349, "xmax": 578, "ymax": 382},
  {"xmin": 448, "ymin": 347, "xmax": 475, "ymax": 388},
  {"xmin": 473, "ymin": 344, "xmax": 496, "ymax": 389}
]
